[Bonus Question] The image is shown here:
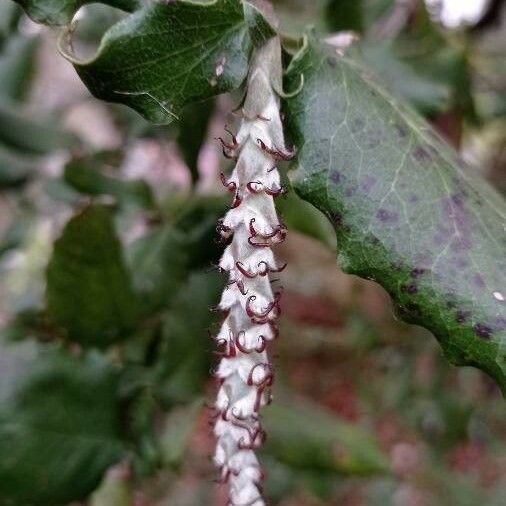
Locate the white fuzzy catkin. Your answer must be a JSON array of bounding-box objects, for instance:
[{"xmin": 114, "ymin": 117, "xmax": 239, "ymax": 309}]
[{"xmin": 213, "ymin": 37, "xmax": 293, "ymax": 506}]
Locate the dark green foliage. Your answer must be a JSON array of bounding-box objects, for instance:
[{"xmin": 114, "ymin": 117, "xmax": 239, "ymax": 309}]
[
  {"xmin": 284, "ymin": 37, "xmax": 506, "ymax": 389},
  {"xmin": 156, "ymin": 271, "xmax": 223, "ymax": 404},
  {"xmin": 2, "ymin": 0, "xmax": 504, "ymax": 503},
  {"xmin": 0, "ymin": 343, "xmax": 125, "ymax": 505}
]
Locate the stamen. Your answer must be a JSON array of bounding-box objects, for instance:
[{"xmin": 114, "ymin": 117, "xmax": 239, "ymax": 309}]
[{"xmin": 257, "ymin": 138, "xmax": 296, "ymax": 161}]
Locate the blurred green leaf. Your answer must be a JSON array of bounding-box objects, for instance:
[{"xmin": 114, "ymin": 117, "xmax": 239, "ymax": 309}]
[
  {"xmin": 0, "ymin": 3, "xmax": 22, "ymax": 46},
  {"xmin": 159, "ymin": 398, "xmax": 203, "ymax": 468},
  {"xmin": 47, "ymin": 205, "xmax": 140, "ymax": 347},
  {"xmin": 0, "ymin": 97, "xmax": 77, "ymax": 154},
  {"xmin": 89, "ymin": 465, "xmax": 133, "ymax": 506},
  {"xmin": 284, "ymin": 36, "xmax": 506, "ymax": 390},
  {"xmin": 0, "ymin": 33, "xmax": 38, "ymax": 102},
  {"xmin": 264, "ymin": 400, "xmax": 390, "ymax": 475},
  {"xmin": 0, "ymin": 343, "xmax": 126, "ymax": 505},
  {"xmin": 127, "ymin": 198, "xmax": 224, "ymax": 312},
  {"xmin": 156, "ymin": 271, "xmax": 222, "ymax": 403},
  {"xmin": 361, "ymin": 6, "xmax": 475, "ymax": 119},
  {"xmin": 63, "ymin": 152, "xmax": 155, "ymax": 209},
  {"xmin": 361, "ymin": 41, "xmax": 452, "ymax": 115},
  {"xmin": 325, "ymin": 0, "xmax": 364, "ymax": 33},
  {"xmin": 177, "ymin": 99, "xmax": 215, "ymax": 185},
  {"xmin": 0, "ymin": 143, "xmax": 39, "ymax": 188},
  {"xmin": 277, "ymin": 189, "xmax": 334, "ymax": 247}
]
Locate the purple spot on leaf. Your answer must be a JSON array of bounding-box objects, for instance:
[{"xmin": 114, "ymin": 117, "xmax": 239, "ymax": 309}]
[
  {"xmin": 412, "ymin": 146, "xmax": 432, "ymax": 164},
  {"xmin": 456, "ymin": 310, "xmax": 470, "ymax": 323},
  {"xmin": 330, "ymin": 171, "xmax": 341, "ymax": 184},
  {"xmin": 360, "ymin": 175, "xmax": 377, "ymax": 193},
  {"xmin": 474, "ymin": 323, "xmax": 492, "ymax": 339},
  {"xmin": 395, "ymin": 122, "xmax": 408, "ymax": 138},
  {"xmin": 402, "ymin": 284, "xmax": 418, "ymax": 295},
  {"xmin": 345, "ymin": 185, "xmax": 357, "ymax": 197},
  {"xmin": 376, "ymin": 208, "xmax": 399, "ymax": 223},
  {"xmin": 473, "ymin": 274, "xmax": 485, "ymax": 289},
  {"xmin": 410, "ymin": 268, "xmax": 425, "ymax": 278}
]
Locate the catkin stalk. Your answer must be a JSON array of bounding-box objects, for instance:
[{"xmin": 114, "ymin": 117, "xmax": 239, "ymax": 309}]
[{"xmin": 212, "ymin": 37, "xmax": 293, "ymax": 506}]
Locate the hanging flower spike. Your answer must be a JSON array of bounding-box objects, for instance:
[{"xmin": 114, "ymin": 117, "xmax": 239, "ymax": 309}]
[{"xmin": 212, "ymin": 37, "xmax": 293, "ymax": 506}]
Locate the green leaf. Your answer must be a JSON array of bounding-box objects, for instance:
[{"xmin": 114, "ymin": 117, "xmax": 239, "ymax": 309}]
[
  {"xmin": 361, "ymin": 41, "xmax": 452, "ymax": 116},
  {"xmin": 263, "ymin": 400, "xmax": 389, "ymax": 475},
  {"xmin": 159, "ymin": 398, "xmax": 203, "ymax": 468},
  {"xmin": 89, "ymin": 467, "xmax": 133, "ymax": 506},
  {"xmin": 127, "ymin": 197, "xmax": 224, "ymax": 312},
  {"xmin": 13, "ymin": 0, "xmax": 139, "ymax": 25},
  {"xmin": 63, "ymin": 152, "xmax": 155, "ymax": 209},
  {"xmin": 284, "ymin": 37, "xmax": 506, "ymax": 390},
  {"xmin": 47, "ymin": 205, "xmax": 140, "ymax": 347},
  {"xmin": 0, "ymin": 3, "xmax": 21, "ymax": 45},
  {"xmin": 0, "ymin": 33, "xmax": 39, "ymax": 102},
  {"xmin": 156, "ymin": 271, "xmax": 222, "ymax": 403},
  {"xmin": 0, "ymin": 97, "xmax": 77, "ymax": 154},
  {"xmin": 0, "ymin": 343, "xmax": 125, "ymax": 505},
  {"xmin": 277, "ymin": 188, "xmax": 335, "ymax": 247},
  {"xmin": 177, "ymin": 99, "xmax": 215, "ymax": 185},
  {"xmin": 45, "ymin": 0, "xmax": 276, "ymax": 124}
]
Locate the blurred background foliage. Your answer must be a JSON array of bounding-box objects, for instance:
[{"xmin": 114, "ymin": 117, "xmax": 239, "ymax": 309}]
[{"xmin": 0, "ymin": 0, "xmax": 504, "ymax": 504}]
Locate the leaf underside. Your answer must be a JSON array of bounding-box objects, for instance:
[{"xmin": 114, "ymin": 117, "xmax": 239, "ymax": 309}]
[{"xmin": 284, "ymin": 37, "xmax": 506, "ymax": 391}]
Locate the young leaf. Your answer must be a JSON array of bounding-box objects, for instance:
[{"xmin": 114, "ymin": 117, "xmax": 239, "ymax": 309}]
[
  {"xmin": 47, "ymin": 205, "xmax": 140, "ymax": 347},
  {"xmin": 50, "ymin": 0, "xmax": 276, "ymax": 124},
  {"xmin": 284, "ymin": 37, "xmax": 506, "ymax": 390},
  {"xmin": 0, "ymin": 343, "xmax": 126, "ymax": 505}
]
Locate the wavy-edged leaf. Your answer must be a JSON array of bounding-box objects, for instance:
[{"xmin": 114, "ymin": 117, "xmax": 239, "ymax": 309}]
[
  {"xmin": 45, "ymin": 0, "xmax": 276, "ymax": 124},
  {"xmin": 0, "ymin": 343, "xmax": 125, "ymax": 505},
  {"xmin": 284, "ymin": 37, "xmax": 506, "ymax": 390},
  {"xmin": 47, "ymin": 205, "xmax": 140, "ymax": 347}
]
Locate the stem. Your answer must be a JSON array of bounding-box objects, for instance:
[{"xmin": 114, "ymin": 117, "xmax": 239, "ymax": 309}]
[{"xmin": 213, "ymin": 37, "xmax": 293, "ymax": 506}]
